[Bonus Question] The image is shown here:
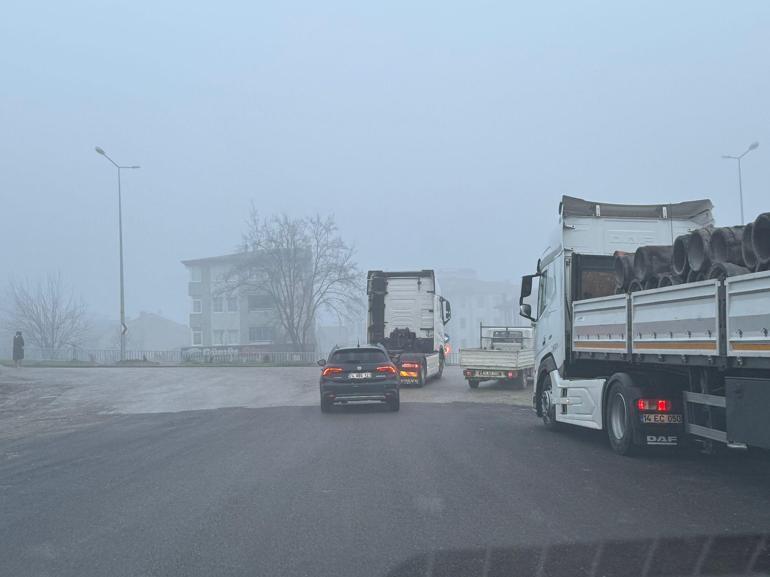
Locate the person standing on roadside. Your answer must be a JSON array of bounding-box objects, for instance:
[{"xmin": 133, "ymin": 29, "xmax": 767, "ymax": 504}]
[{"xmin": 13, "ymin": 331, "xmax": 24, "ymax": 368}]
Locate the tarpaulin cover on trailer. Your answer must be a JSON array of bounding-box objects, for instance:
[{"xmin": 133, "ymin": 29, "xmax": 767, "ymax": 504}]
[{"xmin": 560, "ymin": 195, "xmax": 713, "ymax": 220}]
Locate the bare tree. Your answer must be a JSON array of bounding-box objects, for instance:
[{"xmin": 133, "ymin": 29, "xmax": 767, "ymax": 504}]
[
  {"xmin": 228, "ymin": 209, "xmax": 361, "ymax": 349},
  {"xmin": 4, "ymin": 274, "xmax": 90, "ymax": 354}
]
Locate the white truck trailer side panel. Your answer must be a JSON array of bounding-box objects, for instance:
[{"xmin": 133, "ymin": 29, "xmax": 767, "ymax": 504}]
[
  {"xmin": 630, "ymin": 280, "xmax": 719, "ymax": 357},
  {"xmin": 726, "ymin": 270, "xmax": 770, "ymax": 358},
  {"xmin": 573, "ymin": 294, "xmax": 628, "ymax": 354}
]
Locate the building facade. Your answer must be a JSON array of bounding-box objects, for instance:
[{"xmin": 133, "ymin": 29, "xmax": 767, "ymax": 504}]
[
  {"xmin": 438, "ymin": 269, "xmax": 528, "ymax": 351},
  {"xmin": 182, "ymin": 253, "xmax": 293, "ymax": 349}
]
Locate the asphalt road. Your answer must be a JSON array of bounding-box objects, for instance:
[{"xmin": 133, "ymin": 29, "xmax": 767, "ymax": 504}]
[{"xmin": 1, "ymin": 367, "xmax": 769, "ymax": 577}]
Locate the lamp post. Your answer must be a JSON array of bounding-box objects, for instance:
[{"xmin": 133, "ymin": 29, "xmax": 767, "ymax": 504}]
[
  {"xmin": 722, "ymin": 141, "xmax": 759, "ymax": 224},
  {"xmin": 95, "ymin": 146, "xmax": 140, "ymax": 362}
]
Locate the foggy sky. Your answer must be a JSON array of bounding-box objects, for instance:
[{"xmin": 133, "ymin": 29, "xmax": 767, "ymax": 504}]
[{"xmin": 1, "ymin": 0, "xmax": 768, "ymax": 323}]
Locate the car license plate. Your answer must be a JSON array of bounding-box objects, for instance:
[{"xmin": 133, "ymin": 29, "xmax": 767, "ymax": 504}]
[
  {"xmin": 348, "ymin": 372, "xmax": 371, "ymax": 380},
  {"xmin": 641, "ymin": 414, "xmax": 682, "ymax": 424}
]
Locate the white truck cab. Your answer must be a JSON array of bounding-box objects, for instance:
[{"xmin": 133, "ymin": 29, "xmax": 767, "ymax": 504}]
[
  {"xmin": 367, "ymin": 270, "xmax": 452, "ymax": 386},
  {"xmin": 519, "ymin": 196, "xmax": 714, "ymax": 438}
]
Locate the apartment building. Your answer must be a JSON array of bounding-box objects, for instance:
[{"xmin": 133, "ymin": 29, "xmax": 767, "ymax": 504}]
[{"xmin": 182, "ymin": 253, "xmax": 292, "ymax": 349}]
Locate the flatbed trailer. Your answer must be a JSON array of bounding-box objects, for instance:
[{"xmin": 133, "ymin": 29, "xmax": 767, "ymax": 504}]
[
  {"xmin": 519, "ymin": 195, "xmax": 770, "ymax": 455},
  {"xmin": 571, "ymin": 271, "xmax": 770, "ymax": 448}
]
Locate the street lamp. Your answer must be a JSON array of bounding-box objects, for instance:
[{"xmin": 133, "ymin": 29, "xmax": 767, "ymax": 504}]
[
  {"xmin": 722, "ymin": 141, "xmax": 759, "ymax": 224},
  {"xmin": 95, "ymin": 146, "xmax": 140, "ymax": 362}
]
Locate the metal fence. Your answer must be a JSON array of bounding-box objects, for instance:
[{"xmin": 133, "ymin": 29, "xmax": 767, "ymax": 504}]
[
  {"xmin": 0, "ymin": 346, "xmax": 318, "ymax": 366},
  {"xmin": 2, "ymin": 346, "xmax": 459, "ymax": 367}
]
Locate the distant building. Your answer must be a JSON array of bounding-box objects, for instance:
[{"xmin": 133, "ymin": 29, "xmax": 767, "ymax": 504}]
[
  {"xmin": 182, "ymin": 253, "xmax": 302, "ymax": 350},
  {"xmin": 438, "ymin": 269, "xmax": 527, "ymax": 351},
  {"xmin": 123, "ymin": 312, "xmax": 190, "ymax": 351}
]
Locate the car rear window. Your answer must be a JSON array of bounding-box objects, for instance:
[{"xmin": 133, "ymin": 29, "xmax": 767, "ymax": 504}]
[{"xmin": 330, "ymin": 350, "xmax": 389, "ymax": 363}]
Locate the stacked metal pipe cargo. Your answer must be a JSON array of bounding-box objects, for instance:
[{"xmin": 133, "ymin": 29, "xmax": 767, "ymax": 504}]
[{"xmin": 614, "ymin": 212, "xmax": 770, "ymax": 293}]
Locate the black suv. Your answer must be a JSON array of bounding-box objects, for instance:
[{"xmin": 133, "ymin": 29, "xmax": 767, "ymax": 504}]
[{"xmin": 318, "ymin": 345, "xmax": 400, "ymax": 412}]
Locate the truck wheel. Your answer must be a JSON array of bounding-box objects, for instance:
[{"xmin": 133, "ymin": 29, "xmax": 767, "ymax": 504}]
[
  {"xmin": 415, "ymin": 365, "xmax": 426, "ymax": 388},
  {"xmin": 468, "ymin": 380, "xmax": 479, "ymax": 389},
  {"xmin": 538, "ymin": 375, "xmax": 559, "ymax": 429},
  {"xmin": 436, "ymin": 354, "xmax": 445, "ymax": 379},
  {"xmin": 606, "ymin": 380, "xmax": 636, "ymax": 456}
]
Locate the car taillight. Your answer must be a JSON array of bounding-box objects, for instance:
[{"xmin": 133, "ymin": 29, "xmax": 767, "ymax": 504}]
[
  {"xmin": 636, "ymin": 398, "xmax": 671, "ymax": 412},
  {"xmin": 322, "ymin": 367, "xmax": 343, "ymax": 377},
  {"xmin": 377, "ymin": 365, "xmax": 397, "ymax": 374},
  {"xmin": 401, "ymin": 362, "xmax": 420, "ymax": 370}
]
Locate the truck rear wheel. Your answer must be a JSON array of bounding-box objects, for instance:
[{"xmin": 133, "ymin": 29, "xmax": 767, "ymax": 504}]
[
  {"xmin": 436, "ymin": 354, "xmax": 444, "ymax": 379},
  {"xmin": 606, "ymin": 379, "xmax": 637, "ymax": 456},
  {"xmin": 468, "ymin": 379, "xmax": 479, "ymax": 389},
  {"xmin": 415, "ymin": 364, "xmax": 426, "ymax": 388}
]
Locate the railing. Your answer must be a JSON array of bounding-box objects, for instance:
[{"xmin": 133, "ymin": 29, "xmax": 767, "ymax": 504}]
[
  {"xmin": 181, "ymin": 348, "xmax": 317, "ymax": 365},
  {"xmin": 0, "ymin": 346, "xmax": 318, "ymax": 366}
]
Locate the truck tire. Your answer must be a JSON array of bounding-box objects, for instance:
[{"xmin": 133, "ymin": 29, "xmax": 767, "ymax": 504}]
[
  {"xmin": 538, "ymin": 374, "xmax": 560, "ymax": 429},
  {"xmin": 468, "ymin": 379, "xmax": 479, "ymax": 389},
  {"xmin": 606, "ymin": 378, "xmax": 637, "ymax": 456},
  {"xmin": 415, "ymin": 364, "xmax": 426, "ymax": 388},
  {"xmin": 436, "ymin": 354, "xmax": 445, "ymax": 379}
]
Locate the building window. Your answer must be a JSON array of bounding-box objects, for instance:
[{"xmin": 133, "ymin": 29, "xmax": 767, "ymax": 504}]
[
  {"xmin": 190, "ymin": 267, "xmax": 202, "ymax": 282},
  {"xmin": 227, "ymin": 296, "xmax": 239, "ymax": 312},
  {"xmin": 212, "ymin": 296, "xmax": 224, "ymax": 313},
  {"xmin": 214, "ymin": 330, "xmax": 225, "ymax": 345},
  {"xmin": 192, "ymin": 299, "xmax": 202, "ymax": 313},
  {"xmin": 248, "ymin": 294, "xmax": 273, "ymax": 311},
  {"xmin": 227, "ymin": 330, "xmax": 240, "ymax": 345},
  {"xmin": 192, "ymin": 330, "xmax": 202, "ymax": 345},
  {"xmin": 249, "ymin": 326, "xmax": 274, "ymax": 343}
]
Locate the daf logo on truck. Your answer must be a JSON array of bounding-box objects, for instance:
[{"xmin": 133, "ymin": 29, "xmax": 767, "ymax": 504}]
[
  {"xmin": 646, "ymin": 435, "xmax": 679, "ymax": 446},
  {"xmin": 519, "ymin": 195, "xmax": 770, "ymax": 456}
]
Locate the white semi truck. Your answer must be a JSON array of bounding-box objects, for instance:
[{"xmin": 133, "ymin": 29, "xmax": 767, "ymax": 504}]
[
  {"xmin": 519, "ymin": 195, "xmax": 770, "ymax": 455},
  {"xmin": 367, "ymin": 270, "xmax": 452, "ymax": 387}
]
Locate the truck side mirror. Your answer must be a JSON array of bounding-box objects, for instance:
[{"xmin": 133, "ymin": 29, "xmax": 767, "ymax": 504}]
[
  {"xmin": 444, "ymin": 301, "xmax": 452, "ymax": 324},
  {"xmin": 520, "ymin": 275, "xmax": 534, "ymax": 300},
  {"xmin": 519, "ymin": 304, "xmax": 534, "ymax": 322}
]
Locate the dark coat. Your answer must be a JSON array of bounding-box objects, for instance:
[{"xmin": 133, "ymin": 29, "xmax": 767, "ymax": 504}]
[{"xmin": 13, "ymin": 335, "xmax": 24, "ymax": 360}]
